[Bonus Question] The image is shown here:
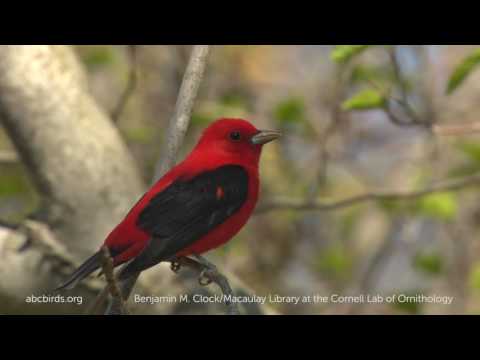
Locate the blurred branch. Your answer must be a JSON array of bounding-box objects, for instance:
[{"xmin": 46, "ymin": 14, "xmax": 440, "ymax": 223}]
[
  {"xmin": 256, "ymin": 172, "xmax": 480, "ymax": 213},
  {"xmin": 443, "ymin": 222, "xmax": 471, "ymax": 314},
  {"xmin": 153, "ymin": 45, "xmax": 211, "ymax": 181},
  {"xmin": 0, "ymin": 221, "xmax": 103, "ymax": 314},
  {"xmin": 383, "ymin": 100, "xmax": 419, "ymax": 128},
  {"xmin": 433, "ymin": 123, "xmax": 480, "ymax": 136},
  {"xmin": 0, "ymin": 220, "xmax": 189, "ymax": 315},
  {"xmin": 21, "ymin": 220, "xmax": 78, "ymax": 269},
  {"xmin": 345, "ymin": 218, "xmax": 404, "ymax": 314},
  {"xmin": 0, "ymin": 218, "xmax": 20, "ymax": 230},
  {"xmin": 388, "ymin": 47, "xmax": 424, "ymax": 126},
  {"xmin": 308, "ymin": 66, "xmax": 347, "ymax": 196},
  {"xmin": 111, "ymin": 45, "xmax": 138, "ymax": 123},
  {"xmin": 366, "ymin": 46, "xmax": 432, "ymax": 129}
]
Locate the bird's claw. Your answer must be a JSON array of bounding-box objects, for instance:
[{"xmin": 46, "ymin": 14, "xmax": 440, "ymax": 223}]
[
  {"xmin": 170, "ymin": 261, "xmax": 181, "ymax": 273},
  {"xmin": 198, "ymin": 269, "xmax": 213, "ymax": 286}
]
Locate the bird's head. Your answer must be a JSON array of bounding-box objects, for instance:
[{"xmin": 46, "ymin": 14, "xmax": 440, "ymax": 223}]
[{"xmin": 194, "ymin": 118, "xmax": 281, "ymax": 165}]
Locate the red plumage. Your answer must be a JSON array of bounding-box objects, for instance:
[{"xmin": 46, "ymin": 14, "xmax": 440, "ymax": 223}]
[{"xmin": 57, "ymin": 118, "xmax": 280, "ymax": 290}]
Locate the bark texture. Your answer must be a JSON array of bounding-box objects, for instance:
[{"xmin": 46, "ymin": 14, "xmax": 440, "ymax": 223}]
[{"xmin": 0, "ymin": 46, "xmax": 145, "ymax": 257}]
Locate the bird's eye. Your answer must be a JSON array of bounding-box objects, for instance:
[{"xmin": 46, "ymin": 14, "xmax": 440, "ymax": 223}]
[{"xmin": 229, "ymin": 131, "xmax": 241, "ymax": 142}]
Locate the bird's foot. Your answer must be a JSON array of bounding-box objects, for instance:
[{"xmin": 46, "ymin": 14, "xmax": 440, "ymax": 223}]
[
  {"xmin": 198, "ymin": 269, "xmax": 214, "ymax": 286},
  {"xmin": 170, "ymin": 260, "xmax": 181, "ymax": 273},
  {"xmin": 192, "ymin": 254, "xmax": 218, "ymax": 287}
]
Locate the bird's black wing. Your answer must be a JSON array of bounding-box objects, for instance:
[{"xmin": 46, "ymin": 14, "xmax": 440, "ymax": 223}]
[{"xmin": 119, "ymin": 165, "xmax": 249, "ymax": 279}]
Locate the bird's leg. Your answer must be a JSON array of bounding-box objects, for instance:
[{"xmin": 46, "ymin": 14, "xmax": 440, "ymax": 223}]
[
  {"xmin": 171, "ymin": 255, "xmax": 216, "ymax": 285},
  {"xmin": 192, "ymin": 254, "xmax": 217, "ymax": 286},
  {"xmin": 172, "ymin": 255, "xmax": 239, "ymax": 315},
  {"xmin": 192, "ymin": 254, "xmax": 239, "ymax": 315}
]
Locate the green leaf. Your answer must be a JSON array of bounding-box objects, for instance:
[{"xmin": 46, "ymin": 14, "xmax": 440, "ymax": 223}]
[
  {"xmin": 273, "ymin": 97, "xmax": 307, "ymax": 126},
  {"xmin": 342, "ymin": 89, "xmax": 386, "ymax": 111},
  {"xmin": 272, "ymin": 97, "xmax": 317, "ymax": 138},
  {"xmin": 447, "ymin": 49, "xmax": 480, "ymax": 94},
  {"xmin": 415, "ymin": 192, "xmax": 457, "ymax": 221},
  {"xmin": 331, "ymin": 45, "xmax": 370, "ymax": 64},
  {"xmin": 413, "ymin": 252, "xmax": 444, "ymax": 276}
]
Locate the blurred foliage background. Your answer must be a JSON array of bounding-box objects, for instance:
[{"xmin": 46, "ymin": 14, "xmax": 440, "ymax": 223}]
[{"xmin": 3, "ymin": 45, "xmax": 480, "ymax": 314}]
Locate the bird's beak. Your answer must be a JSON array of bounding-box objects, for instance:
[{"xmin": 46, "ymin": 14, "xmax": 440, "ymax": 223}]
[{"xmin": 251, "ymin": 130, "xmax": 282, "ymax": 145}]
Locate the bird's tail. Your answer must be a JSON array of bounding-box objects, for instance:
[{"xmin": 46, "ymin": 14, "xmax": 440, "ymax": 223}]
[{"xmin": 56, "ymin": 250, "xmax": 103, "ymax": 291}]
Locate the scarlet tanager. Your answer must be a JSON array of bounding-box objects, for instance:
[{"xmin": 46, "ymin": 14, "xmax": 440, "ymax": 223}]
[{"xmin": 56, "ymin": 118, "xmax": 281, "ymax": 290}]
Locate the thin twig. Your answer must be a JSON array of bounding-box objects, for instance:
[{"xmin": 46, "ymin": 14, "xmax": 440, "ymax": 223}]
[
  {"xmin": 345, "ymin": 218, "xmax": 405, "ymax": 314},
  {"xmin": 255, "ymin": 172, "xmax": 480, "ymax": 214},
  {"xmin": 85, "ymin": 286, "xmax": 109, "ymax": 315},
  {"xmin": 104, "ymin": 45, "xmax": 211, "ymax": 315},
  {"xmin": 111, "ymin": 45, "xmax": 138, "ymax": 123},
  {"xmin": 383, "ymin": 101, "xmax": 417, "ymax": 127},
  {"xmin": 389, "ymin": 47, "xmax": 409, "ymax": 105},
  {"xmin": 364, "ymin": 77, "xmax": 413, "ymax": 128},
  {"xmin": 100, "ymin": 246, "xmax": 128, "ymax": 315},
  {"xmin": 153, "ymin": 45, "xmax": 210, "ymax": 182},
  {"xmin": 388, "ymin": 46, "xmax": 424, "ymax": 125},
  {"xmin": 1, "ymin": 220, "xmax": 103, "ymax": 293},
  {"xmin": 308, "ymin": 66, "xmax": 347, "ymax": 197},
  {"xmin": 433, "ymin": 123, "xmax": 480, "ymax": 136},
  {"xmin": 22, "ymin": 220, "xmax": 82, "ymax": 273},
  {"xmin": 367, "ymin": 46, "xmax": 427, "ymax": 128}
]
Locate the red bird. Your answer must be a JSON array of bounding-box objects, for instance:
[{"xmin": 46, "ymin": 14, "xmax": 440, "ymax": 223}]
[{"xmin": 57, "ymin": 118, "xmax": 281, "ymax": 290}]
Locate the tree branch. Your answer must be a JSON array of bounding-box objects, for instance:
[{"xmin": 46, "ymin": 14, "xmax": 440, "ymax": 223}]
[
  {"xmin": 256, "ymin": 172, "xmax": 480, "ymax": 214},
  {"xmin": 104, "ymin": 45, "xmax": 211, "ymax": 315},
  {"xmin": 0, "ymin": 220, "xmax": 105, "ymax": 314},
  {"xmin": 345, "ymin": 218, "xmax": 405, "ymax": 314},
  {"xmin": 153, "ymin": 45, "xmax": 210, "ymax": 181},
  {"xmin": 433, "ymin": 123, "xmax": 480, "ymax": 136},
  {"xmin": 387, "ymin": 46, "xmax": 425, "ymax": 126},
  {"xmin": 111, "ymin": 45, "xmax": 138, "ymax": 123},
  {"xmin": 0, "ymin": 45, "xmax": 145, "ymax": 257}
]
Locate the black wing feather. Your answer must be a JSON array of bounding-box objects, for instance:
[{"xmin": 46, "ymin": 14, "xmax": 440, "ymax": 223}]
[{"xmin": 119, "ymin": 165, "xmax": 249, "ymax": 280}]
